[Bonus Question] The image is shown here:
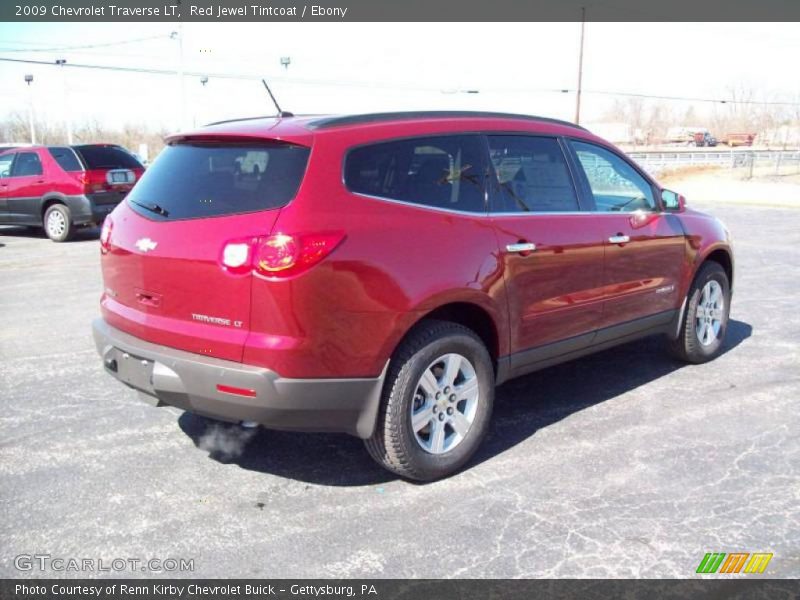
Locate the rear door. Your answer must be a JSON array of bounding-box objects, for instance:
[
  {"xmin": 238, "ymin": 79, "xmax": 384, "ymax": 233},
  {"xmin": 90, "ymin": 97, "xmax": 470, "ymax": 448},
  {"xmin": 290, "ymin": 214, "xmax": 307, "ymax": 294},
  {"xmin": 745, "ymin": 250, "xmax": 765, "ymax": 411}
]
[
  {"xmin": 487, "ymin": 135, "xmax": 606, "ymax": 376},
  {"xmin": 5, "ymin": 151, "xmax": 48, "ymax": 224},
  {"xmin": 0, "ymin": 153, "xmax": 14, "ymax": 220},
  {"xmin": 100, "ymin": 139, "xmax": 310, "ymax": 362},
  {"xmin": 567, "ymin": 140, "xmax": 686, "ymax": 332}
]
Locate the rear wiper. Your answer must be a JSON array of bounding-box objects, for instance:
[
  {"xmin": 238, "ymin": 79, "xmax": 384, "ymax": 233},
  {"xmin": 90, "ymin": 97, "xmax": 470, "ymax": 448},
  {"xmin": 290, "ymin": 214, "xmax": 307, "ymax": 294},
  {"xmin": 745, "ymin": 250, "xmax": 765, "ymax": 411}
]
[{"xmin": 130, "ymin": 199, "xmax": 169, "ymax": 217}]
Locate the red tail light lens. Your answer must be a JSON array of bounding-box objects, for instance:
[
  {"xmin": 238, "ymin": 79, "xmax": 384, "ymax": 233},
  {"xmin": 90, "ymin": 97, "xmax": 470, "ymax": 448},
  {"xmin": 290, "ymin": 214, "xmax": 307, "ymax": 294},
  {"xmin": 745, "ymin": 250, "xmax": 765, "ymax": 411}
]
[
  {"xmin": 254, "ymin": 233, "xmax": 300, "ymax": 273},
  {"xmin": 220, "ymin": 232, "xmax": 344, "ymax": 278},
  {"xmin": 254, "ymin": 232, "xmax": 345, "ymax": 277},
  {"xmin": 100, "ymin": 217, "xmax": 113, "ymax": 253},
  {"xmin": 77, "ymin": 170, "xmax": 108, "ymax": 193}
]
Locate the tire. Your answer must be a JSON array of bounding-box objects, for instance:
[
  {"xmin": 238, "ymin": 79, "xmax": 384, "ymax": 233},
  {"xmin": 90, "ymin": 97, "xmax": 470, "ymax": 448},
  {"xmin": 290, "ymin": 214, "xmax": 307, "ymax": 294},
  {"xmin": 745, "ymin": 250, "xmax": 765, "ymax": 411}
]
[
  {"xmin": 365, "ymin": 320, "xmax": 495, "ymax": 481},
  {"xmin": 43, "ymin": 204, "xmax": 75, "ymax": 242},
  {"xmin": 669, "ymin": 261, "xmax": 731, "ymax": 364}
]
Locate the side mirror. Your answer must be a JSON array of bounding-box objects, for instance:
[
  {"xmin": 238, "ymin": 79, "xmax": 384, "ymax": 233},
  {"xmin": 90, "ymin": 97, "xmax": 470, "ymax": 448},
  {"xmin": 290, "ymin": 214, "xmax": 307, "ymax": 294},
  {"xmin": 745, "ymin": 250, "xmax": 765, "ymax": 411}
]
[{"xmin": 661, "ymin": 189, "xmax": 686, "ymax": 212}]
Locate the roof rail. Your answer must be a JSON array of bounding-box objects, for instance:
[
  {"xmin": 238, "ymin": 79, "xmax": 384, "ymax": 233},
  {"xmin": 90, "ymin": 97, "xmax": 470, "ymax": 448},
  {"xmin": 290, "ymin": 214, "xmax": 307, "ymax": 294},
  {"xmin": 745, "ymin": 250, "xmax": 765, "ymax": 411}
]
[{"xmin": 307, "ymin": 111, "xmax": 588, "ymax": 131}]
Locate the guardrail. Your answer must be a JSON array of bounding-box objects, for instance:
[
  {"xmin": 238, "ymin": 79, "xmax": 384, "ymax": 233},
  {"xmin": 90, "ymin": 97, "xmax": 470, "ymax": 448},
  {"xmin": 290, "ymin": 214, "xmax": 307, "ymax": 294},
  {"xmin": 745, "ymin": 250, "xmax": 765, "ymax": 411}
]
[{"xmin": 628, "ymin": 150, "xmax": 800, "ymax": 177}]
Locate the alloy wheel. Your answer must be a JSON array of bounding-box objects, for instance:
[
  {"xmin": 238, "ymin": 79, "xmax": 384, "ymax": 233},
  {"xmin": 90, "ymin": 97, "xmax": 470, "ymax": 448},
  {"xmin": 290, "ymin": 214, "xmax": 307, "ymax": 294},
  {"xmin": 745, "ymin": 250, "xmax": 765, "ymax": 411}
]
[
  {"xmin": 409, "ymin": 353, "xmax": 479, "ymax": 454},
  {"xmin": 46, "ymin": 210, "xmax": 66, "ymax": 238},
  {"xmin": 695, "ymin": 280, "xmax": 725, "ymax": 346}
]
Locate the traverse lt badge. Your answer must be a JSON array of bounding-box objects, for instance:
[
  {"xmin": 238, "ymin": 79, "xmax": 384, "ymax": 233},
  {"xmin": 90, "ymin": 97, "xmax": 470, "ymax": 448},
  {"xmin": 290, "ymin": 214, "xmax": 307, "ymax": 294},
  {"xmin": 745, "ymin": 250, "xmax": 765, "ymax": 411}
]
[{"xmin": 135, "ymin": 238, "xmax": 158, "ymax": 253}]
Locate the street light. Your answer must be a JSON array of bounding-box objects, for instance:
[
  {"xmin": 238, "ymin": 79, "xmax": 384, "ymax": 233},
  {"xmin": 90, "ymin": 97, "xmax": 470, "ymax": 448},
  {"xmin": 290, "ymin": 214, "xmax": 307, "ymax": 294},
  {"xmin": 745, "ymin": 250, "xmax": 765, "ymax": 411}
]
[
  {"xmin": 196, "ymin": 76, "xmax": 210, "ymax": 127},
  {"xmin": 280, "ymin": 56, "xmax": 291, "ymax": 70},
  {"xmin": 24, "ymin": 74, "xmax": 35, "ymax": 144},
  {"xmin": 55, "ymin": 58, "xmax": 72, "ymax": 144}
]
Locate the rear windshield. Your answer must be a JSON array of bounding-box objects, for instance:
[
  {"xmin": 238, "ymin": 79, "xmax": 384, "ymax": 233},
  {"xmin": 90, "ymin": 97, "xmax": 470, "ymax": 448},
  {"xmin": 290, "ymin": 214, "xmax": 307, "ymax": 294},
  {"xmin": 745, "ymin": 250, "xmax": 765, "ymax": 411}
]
[
  {"xmin": 74, "ymin": 145, "xmax": 143, "ymax": 170},
  {"xmin": 125, "ymin": 142, "xmax": 310, "ymax": 221}
]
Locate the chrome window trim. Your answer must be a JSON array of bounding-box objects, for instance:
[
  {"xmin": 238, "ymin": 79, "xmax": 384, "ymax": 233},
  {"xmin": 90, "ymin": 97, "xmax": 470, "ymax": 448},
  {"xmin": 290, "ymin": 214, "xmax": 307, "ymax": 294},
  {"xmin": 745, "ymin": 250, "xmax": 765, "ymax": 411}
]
[
  {"xmin": 350, "ymin": 191, "xmax": 668, "ymax": 219},
  {"xmin": 489, "ymin": 210, "xmax": 666, "ymax": 217},
  {"xmin": 350, "ymin": 191, "xmax": 488, "ymax": 217}
]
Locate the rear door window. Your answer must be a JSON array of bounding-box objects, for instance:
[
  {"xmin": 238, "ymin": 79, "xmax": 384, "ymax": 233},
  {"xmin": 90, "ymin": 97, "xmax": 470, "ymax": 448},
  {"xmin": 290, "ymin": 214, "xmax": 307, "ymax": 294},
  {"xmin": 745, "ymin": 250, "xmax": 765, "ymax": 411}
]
[
  {"xmin": 487, "ymin": 136, "xmax": 580, "ymax": 213},
  {"xmin": 73, "ymin": 145, "xmax": 142, "ymax": 170},
  {"xmin": 48, "ymin": 147, "xmax": 83, "ymax": 172},
  {"xmin": 11, "ymin": 152, "xmax": 43, "ymax": 177},
  {"xmin": 125, "ymin": 142, "xmax": 311, "ymax": 221},
  {"xmin": 0, "ymin": 153, "xmax": 14, "ymax": 178},
  {"xmin": 344, "ymin": 135, "xmax": 487, "ymax": 213}
]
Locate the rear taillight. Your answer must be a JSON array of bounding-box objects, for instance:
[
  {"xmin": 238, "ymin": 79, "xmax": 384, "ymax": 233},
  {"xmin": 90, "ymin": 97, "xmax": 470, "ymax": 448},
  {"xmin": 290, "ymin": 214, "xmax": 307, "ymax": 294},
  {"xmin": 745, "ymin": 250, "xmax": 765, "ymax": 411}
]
[
  {"xmin": 100, "ymin": 217, "xmax": 113, "ymax": 253},
  {"xmin": 77, "ymin": 170, "xmax": 109, "ymax": 193},
  {"xmin": 220, "ymin": 232, "xmax": 345, "ymax": 278}
]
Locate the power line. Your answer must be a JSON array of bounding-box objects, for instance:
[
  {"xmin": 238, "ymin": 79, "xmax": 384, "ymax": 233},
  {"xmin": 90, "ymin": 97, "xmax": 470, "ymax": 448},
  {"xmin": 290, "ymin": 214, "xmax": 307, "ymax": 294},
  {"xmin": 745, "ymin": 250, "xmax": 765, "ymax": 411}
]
[
  {"xmin": 0, "ymin": 55, "xmax": 798, "ymax": 107},
  {"xmin": 0, "ymin": 55, "xmax": 456, "ymax": 90},
  {"xmin": 0, "ymin": 34, "xmax": 170, "ymax": 53},
  {"xmin": 573, "ymin": 88, "xmax": 799, "ymax": 107}
]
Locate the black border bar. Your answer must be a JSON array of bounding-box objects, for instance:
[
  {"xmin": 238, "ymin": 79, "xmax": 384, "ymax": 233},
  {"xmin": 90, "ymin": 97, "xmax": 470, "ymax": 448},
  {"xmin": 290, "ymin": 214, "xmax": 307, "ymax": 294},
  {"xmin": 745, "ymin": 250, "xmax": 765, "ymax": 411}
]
[
  {"xmin": 2, "ymin": 580, "xmax": 800, "ymax": 600},
  {"xmin": 1, "ymin": 0, "xmax": 800, "ymax": 22}
]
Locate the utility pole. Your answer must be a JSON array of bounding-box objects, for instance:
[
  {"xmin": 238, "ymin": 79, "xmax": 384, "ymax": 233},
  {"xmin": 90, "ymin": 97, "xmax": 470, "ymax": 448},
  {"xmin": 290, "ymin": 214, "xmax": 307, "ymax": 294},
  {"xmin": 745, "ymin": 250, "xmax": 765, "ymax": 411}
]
[
  {"xmin": 574, "ymin": 6, "xmax": 586, "ymax": 125},
  {"xmin": 198, "ymin": 75, "xmax": 209, "ymax": 127},
  {"xmin": 55, "ymin": 59, "xmax": 73, "ymax": 144},
  {"xmin": 171, "ymin": 26, "xmax": 187, "ymax": 130},
  {"xmin": 24, "ymin": 74, "xmax": 35, "ymax": 144}
]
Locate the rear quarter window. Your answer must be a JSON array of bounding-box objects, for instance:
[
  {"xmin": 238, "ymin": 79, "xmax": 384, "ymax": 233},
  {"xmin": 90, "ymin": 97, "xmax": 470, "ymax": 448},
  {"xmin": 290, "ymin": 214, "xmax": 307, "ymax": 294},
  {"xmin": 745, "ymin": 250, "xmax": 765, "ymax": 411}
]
[
  {"xmin": 74, "ymin": 145, "xmax": 142, "ymax": 170},
  {"xmin": 344, "ymin": 135, "xmax": 487, "ymax": 213},
  {"xmin": 48, "ymin": 147, "xmax": 83, "ymax": 172},
  {"xmin": 125, "ymin": 142, "xmax": 310, "ymax": 221}
]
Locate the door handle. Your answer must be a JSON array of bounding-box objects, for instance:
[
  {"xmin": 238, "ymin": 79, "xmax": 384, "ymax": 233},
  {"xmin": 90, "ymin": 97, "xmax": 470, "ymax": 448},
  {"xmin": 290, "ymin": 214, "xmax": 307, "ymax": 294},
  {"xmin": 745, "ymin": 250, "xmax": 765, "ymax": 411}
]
[
  {"xmin": 506, "ymin": 242, "xmax": 537, "ymax": 253},
  {"xmin": 608, "ymin": 234, "xmax": 630, "ymax": 244}
]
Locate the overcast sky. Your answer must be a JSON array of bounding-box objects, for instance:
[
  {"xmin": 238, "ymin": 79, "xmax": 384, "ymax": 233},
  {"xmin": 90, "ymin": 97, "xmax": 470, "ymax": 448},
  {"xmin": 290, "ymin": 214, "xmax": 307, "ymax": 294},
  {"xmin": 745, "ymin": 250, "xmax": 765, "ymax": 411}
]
[{"xmin": 0, "ymin": 22, "xmax": 798, "ymax": 133}]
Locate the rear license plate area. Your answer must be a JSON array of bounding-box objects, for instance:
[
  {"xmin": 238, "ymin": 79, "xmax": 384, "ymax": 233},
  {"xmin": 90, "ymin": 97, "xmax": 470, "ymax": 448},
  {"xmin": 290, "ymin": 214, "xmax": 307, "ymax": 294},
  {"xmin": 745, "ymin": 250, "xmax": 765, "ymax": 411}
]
[
  {"xmin": 107, "ymin": 169, "xmax": 134, "ymax": 185},
  {"xmin": 112, "ymin": 349, "xmax": 155, "ymax": 394}
]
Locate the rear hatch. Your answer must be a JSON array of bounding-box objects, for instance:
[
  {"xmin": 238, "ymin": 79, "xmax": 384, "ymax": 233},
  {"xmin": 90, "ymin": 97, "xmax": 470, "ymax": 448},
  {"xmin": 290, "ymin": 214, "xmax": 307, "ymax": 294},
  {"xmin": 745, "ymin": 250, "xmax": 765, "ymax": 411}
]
[
  {"xmin": 100, "ymin": 139, "xmax": 310, "ymax": 362},
  {"xmin": 72, "ymin": 144, "xmax": 145, "ymax": 206}
]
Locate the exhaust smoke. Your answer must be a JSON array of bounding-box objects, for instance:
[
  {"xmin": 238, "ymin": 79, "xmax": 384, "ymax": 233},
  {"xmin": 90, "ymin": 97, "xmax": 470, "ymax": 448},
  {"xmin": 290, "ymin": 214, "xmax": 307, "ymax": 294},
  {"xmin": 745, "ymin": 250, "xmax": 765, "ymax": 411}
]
[{"xmin": 197, "ymin": 423, "xmax": 257, "ymax": 461}]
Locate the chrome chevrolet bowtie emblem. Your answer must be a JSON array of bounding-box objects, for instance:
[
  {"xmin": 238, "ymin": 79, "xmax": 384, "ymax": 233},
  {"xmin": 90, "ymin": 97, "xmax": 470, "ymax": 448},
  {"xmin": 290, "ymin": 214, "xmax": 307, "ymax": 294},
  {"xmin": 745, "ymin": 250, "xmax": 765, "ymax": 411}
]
[{"xmin": 135, "ymin": 238, "xmax": 158, "ymax": 252}]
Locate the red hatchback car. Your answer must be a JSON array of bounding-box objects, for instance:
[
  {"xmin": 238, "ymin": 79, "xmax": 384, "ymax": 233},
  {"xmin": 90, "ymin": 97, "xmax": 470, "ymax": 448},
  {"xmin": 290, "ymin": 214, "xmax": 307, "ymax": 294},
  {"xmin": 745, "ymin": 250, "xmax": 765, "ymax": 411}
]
[
  {"xmin": 0, "ymin": 144, "xmax": 145, "ymax": 241},
  {"xmin": 92, "ymin": 112, "xmax": 734, "ymax": 480}
]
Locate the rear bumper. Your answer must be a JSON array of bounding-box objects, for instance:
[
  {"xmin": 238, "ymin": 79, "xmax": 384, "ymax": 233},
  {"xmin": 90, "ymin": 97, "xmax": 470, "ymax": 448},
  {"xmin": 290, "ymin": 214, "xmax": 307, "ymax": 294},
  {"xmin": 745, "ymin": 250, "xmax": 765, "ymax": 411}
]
[
  {"xmin": 92, "ymin": 319, "xmax": 387, "ymax": 439},
  {"xmin": 67, "ymin": 193, "xmax": 125, "ymax": 225}
]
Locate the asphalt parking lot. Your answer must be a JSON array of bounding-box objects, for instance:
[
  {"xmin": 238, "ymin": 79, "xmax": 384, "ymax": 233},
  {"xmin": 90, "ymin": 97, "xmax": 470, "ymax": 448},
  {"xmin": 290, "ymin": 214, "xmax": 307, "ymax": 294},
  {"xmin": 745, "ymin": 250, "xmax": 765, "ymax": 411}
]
[{"xmin": 1, "ymin": 202, "xmax": 798, "ymax": 579}]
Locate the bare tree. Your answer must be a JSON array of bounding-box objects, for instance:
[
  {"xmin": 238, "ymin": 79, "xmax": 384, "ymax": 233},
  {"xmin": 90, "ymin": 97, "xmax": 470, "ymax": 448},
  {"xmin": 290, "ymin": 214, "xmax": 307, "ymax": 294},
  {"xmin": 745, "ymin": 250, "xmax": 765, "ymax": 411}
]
[{"xmin": 1, "ymin": 111, "xmax": 170, "ymax": 157}]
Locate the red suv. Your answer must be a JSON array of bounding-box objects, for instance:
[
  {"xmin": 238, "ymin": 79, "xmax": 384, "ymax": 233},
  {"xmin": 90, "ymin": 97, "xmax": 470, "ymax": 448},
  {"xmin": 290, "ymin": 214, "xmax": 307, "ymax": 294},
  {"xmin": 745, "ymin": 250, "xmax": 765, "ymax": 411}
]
[
  {"xmin": 0, "ymin": 144, "xmax": 145, "ymax": 241},
  {"xmin": 92, "ymin": 112, "xmax": 734, "ymax": 480}
]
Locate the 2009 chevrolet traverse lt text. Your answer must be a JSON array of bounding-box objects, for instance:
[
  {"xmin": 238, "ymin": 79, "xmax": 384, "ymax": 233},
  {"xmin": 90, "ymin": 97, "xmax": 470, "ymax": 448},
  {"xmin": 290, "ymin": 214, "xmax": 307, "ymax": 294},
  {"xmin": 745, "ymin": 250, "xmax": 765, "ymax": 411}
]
[{"xmin": 92, "ymin": 112, "xmax": 734, "ymax": 480}]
